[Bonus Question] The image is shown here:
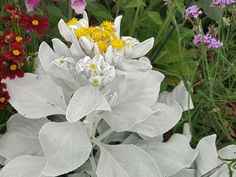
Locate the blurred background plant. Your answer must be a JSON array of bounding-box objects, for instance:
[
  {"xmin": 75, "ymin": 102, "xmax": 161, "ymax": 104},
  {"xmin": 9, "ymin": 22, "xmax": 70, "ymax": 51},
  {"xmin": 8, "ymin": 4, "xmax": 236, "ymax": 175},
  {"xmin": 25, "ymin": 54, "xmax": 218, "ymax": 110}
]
[{"xmin": 0, "ymin": 0, "xmax": 235, "ymax": 147}]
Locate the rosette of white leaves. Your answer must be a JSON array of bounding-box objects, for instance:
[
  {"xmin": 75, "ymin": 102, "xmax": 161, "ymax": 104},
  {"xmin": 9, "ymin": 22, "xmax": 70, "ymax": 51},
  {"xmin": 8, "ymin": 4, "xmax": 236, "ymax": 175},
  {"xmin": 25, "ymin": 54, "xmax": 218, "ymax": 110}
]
[{"xmin": 0, "ymin": 11, "xmax": 197, "ymax": 177}]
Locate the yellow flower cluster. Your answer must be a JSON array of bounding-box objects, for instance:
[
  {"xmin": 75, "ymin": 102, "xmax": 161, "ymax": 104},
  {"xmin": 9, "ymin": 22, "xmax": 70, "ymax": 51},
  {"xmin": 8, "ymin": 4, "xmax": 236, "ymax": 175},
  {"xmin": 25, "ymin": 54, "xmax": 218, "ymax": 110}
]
[{"xmin": 67, "ymin": 18, "xmax": 126, "ymax": 53}]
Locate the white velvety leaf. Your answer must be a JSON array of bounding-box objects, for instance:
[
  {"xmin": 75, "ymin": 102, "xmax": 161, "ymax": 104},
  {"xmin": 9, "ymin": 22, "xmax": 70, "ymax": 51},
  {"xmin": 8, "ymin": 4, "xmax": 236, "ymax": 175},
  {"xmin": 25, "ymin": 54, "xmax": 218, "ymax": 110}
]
[
  {"xmin": 4, "ymin": 73, "xmax": 67, "ymax": 118},
  {"xmin": 138, "ymin": 134, "xmax": 198, "ymax": 176},
  {"xmin": 58, "ymin": 19, "xmax": 73, "ymax": 42},
  {"xmin": 70, "ymin": 33, "xmax": 87, "ymax": 59},
  {"xmin": 0, "ymin": 114, "xmax": 48, "ymax": 162},
  {"xmin": 183, "ymin": 123, "xmax": 192, "ymax": 142},
  {"xmin": 218, "ymin": 145, "xmax": 236, "ymax": 177},
  {"xmin": 0, "ymin": 155, "xmax": 50, "ymax": 177},
  {"xmin": 117, "ymin": 57, "xmax": 152, "ymax": 72},
  {"xmin": 171, "ymin": 169, "xmax": 196, "ymax": 177},
  {"xmin": 102, "ymin": 70, "xmax": 164, "ymax": 131},
  {"xmin": 52, "ymin": 38, "xmax": 72, "ymax": 57},
  {"xmin": 196, "ymin": 134, "xmax": 218, "ymax": 177},
  {"xmin": 127, "ymin": 38, "xmax": 154, "ymax": 59},
  {"xmin": 66, "ymin": 85, "xmax": 111, "ymax": 122},
  {"xmin": 96, "ymin": 143, "xmax": 162, "ymax": 177},
  {"xmin": 39, "ymin": 42, "xmax": 57, "ymax": 73},
  {"xmin": 39, "ymin": 121, "xmax": 92, "ymax": 176},
  {"xmin": 159, "ymin": 81, "xmax": 193, "ymax": 111},
  {"xmin": 130, "ymin": 102, "xmax": 182, "ymax": 137},
  {"xmin": 114, "ymin": 15, "xmax": 122, "ymax": 37}
]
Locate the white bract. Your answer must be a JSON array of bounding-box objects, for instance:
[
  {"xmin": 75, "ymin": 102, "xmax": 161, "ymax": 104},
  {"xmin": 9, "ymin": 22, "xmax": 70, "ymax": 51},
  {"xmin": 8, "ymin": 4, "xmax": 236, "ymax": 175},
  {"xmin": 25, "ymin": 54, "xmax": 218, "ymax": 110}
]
[{"xmin": 0, "ymin": 11, "xmax": 202, "ymax": 177}]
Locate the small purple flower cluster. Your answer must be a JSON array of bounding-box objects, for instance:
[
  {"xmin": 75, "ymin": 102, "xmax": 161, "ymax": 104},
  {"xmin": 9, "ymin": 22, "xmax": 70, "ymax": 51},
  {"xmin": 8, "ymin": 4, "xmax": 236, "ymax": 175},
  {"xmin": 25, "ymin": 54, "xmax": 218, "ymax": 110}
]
[
  {"xmin": 185, "ymin": 5, "xmax": 203, "ymax": 19},
  {"xmin": 212, "ymin": 0, "xmax": 236, "ymax": 7},
  {"xmin": 193, "ymin": 34, "xmax": 223, "ymax": 49}
]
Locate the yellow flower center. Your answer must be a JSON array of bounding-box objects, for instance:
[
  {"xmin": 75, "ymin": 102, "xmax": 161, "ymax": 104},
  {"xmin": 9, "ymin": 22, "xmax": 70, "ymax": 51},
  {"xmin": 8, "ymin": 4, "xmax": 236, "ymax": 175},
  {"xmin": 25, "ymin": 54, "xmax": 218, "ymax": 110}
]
[
  {"xmin": 89, "ymin": 63, "xmax": 98, "ymax": 72},
  {"xmin": 12, "ymin": 50, "xmax": 20, "ymax": 56},
  {"xmin": 96, "ymin": 41, "xmax": 108, "ymax": 53},
  {"xmin": 0, "ymin": 97, "xmax": 6, "ymax": 103},
  {"xmin": 90, "ymin": 79, "xmax": 100, "ymax": 86},
  {"xmin": 75, "ymin": 28, "xmax": 89, "ymax": 39},
  {"xmin": 15, "ymin": 36, "xmax": 23, "ymax": 42},
  {"xmin": 111, "ymin": 39, "xmax": 126, "ymax": 49},
  {"xmin": 67, "ymin": 17, "xmax": 78, "ymax": 26},
  {"xmin": 10, "ymin": 64, "xmax": 17, "ymax": 71},
  {"xmin": 32, "ymin": 20, "xmax": 39, "ymax": 26},
  {"xmin": 100, "ymin": 21, "xmax": 114, "ymax": 31}
]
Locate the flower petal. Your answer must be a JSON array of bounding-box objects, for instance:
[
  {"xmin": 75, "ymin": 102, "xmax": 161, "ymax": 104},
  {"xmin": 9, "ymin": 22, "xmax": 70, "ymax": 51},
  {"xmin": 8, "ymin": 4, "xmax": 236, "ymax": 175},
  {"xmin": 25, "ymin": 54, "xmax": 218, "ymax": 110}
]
[
  {"xmin": 0, "ymin": 114, "xmax": 48, "ymax": 162},
  {"xmin": 39, "ymin": 121, "xmax": 92, "ymax": 176},
  {"xmin": 96, "ymin": 143, "xmax": 162, "ymax": 177},
  {"xmin": 4, "ymin": 73, "xmax": 67, "ymax": 118},
  {"xmin": 66, "ymin": 85, "xmax": 111, "ymax": 122},
  {"xmin": 138, "ymin": 134, "xmax": 198, "ymax": 176},
  {"xmin": 0, "ymin": 155, "xmax": 49, "ymax": 177},
  {"xmin": 171, "ymin": 169, "xmax": 196, "ymax": 177}
]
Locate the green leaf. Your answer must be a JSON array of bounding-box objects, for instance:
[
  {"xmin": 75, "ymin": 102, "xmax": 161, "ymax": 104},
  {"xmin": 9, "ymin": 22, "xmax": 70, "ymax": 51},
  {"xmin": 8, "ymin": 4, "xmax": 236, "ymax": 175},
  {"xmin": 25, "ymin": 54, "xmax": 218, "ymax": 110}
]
[
  {"xmin": 198, "ymin": 0, "xmax": 221, "ymax": 21},
  {"xmin": 47, "ymin": 4, "xmax": 66, "ymax": 19},
  {"xmin": 147, "ymin": 11, "xmax": 162, "ymax": 25},
  {"xmin": 87, "ymin": 2, "xmax": 113, "ymax": 21},
  {"xmin": 125, "ymin": 0, "xmax": 143, "ymax": 8}
]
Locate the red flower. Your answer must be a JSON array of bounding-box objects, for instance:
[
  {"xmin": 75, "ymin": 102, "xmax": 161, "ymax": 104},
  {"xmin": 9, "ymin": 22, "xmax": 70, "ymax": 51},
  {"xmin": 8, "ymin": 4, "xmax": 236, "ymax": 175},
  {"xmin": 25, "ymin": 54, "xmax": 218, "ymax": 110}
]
[
  {"xmin": 0, "ymin": 56, "xmax": 25, "ymax": 79},
  {"xmin": 0, "ymin": 29, "xmax": 30, "ymax": 48},
  {"xmin": 0, "ymin": 82, "xmax": 10, "ymax": 109},
  {"xmin": 0, "ymin": 4, "xmax": 21, "ymax": 24},
  {"xmin": 3, "ymin": 43, "xmax": 26, "ymax": 62},
  {"xmin": 0, "ymin": 90, "xmax": 10, "ymax": 109},
  {"xmin": 19, "ymin": 14, "xmax": 49, "ymax": 35}
]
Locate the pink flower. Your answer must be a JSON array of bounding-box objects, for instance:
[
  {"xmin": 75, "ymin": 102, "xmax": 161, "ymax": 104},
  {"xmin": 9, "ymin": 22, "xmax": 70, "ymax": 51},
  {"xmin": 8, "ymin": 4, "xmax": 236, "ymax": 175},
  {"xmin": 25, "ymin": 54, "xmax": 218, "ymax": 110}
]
[
  {"xmin": 25, "ymin": 0, "xmax": 41, "ymax": 12},
  {"xmin": 25, "ymin": 0, "xmax": 62, "ymax": 12},
  {"xmin": 70, "ymin": 0, "xmax": 87, "ymax": 14}
]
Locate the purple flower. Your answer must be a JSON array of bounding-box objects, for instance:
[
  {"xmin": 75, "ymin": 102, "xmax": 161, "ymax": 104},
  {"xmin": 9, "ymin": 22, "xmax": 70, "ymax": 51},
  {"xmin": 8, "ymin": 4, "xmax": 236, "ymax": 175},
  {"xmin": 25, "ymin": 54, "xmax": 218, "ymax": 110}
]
[
  {"xmin": 25, "ymin": 0, "xmax": 62, "ymax": 12},
  {"xmin": 70, "ymin": 0, "xmax": 87, "ymax": 14},
  {"xmin": 185, "ymin": 5, "xmax": 203, "ymax": 19},
  {"xmin": 25, "ymin": 0, "xmax": 41, "ymax": 12},
  {"xmin": 193, "ymin": 34, "xmax": 223, "ymax": 49},
  {"xmin": 212, "ymin": 0, "xmax": 236, "ymax": 7}
]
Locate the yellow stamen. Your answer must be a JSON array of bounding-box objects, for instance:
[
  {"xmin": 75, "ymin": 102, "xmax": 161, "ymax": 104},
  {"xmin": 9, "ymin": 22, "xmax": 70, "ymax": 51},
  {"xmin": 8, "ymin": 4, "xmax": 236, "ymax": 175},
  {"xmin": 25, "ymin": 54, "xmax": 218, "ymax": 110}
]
[
  {"xmin": 96, "ymin": 41, "xmax": 108, "ymax": 53},
  {"xmin": 111, "ymin": 39, "xmax": 126, "ymax": 49},
  {"xmin": 67, "ymin": 18, "xmax": 78, "ymax": 26},
  {"xmin": 10, "ymin": 64, "xmax": 17, "ymax": 71},
  {"xmin": 75, "ymin": 28, "xmax": 89, "ymax": 39},
  {"xmin": 32, "ymin": 20, "xmax": 39, "ymax": 26},
  {"xmin": 89, "ymin": 63, "xmax": 98, "ymax": 72},
  {"xmin": 12, "ymin": 50, "xmax": 20, "ymax": 56},
  {"xmin": 15, "ymin": 36, "xmax": 23, "ymax": 42},
  {"xmin": 100, "ymin": 21, "xmax": 114, "ymax": 31},
  {"xmin": 0, "ymin": 97, "xmax": 6, "ymax": 103},
  {"xmin": 90, "ymin": 79, "xmax": 99, "ymax": 86},
  {"xmin": 91, "ymin": 30, "xmax": 104, "ymax": 42}
]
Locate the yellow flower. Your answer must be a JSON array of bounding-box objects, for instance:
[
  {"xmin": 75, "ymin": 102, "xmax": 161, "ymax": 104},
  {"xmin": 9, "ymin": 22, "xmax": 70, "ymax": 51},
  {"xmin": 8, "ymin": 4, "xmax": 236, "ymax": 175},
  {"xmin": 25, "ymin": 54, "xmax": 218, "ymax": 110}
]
[
  {"xmin": 96, "ymin": 41, "xmax": 108, "ymax": 53},
  {"xmin": 100, "ymin": 21, "xmax": 114, "ymax": 31},
  {"xmin": 111, "ymin": 39, "xmax": 126, "ymax": 49},
  {"xmin": 75, "ymin": 28, "xmax": 89, "ymax": 38},
  {"xmin": 67, "ymin": 18, "xmax": 78, "ymax": 26}
]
